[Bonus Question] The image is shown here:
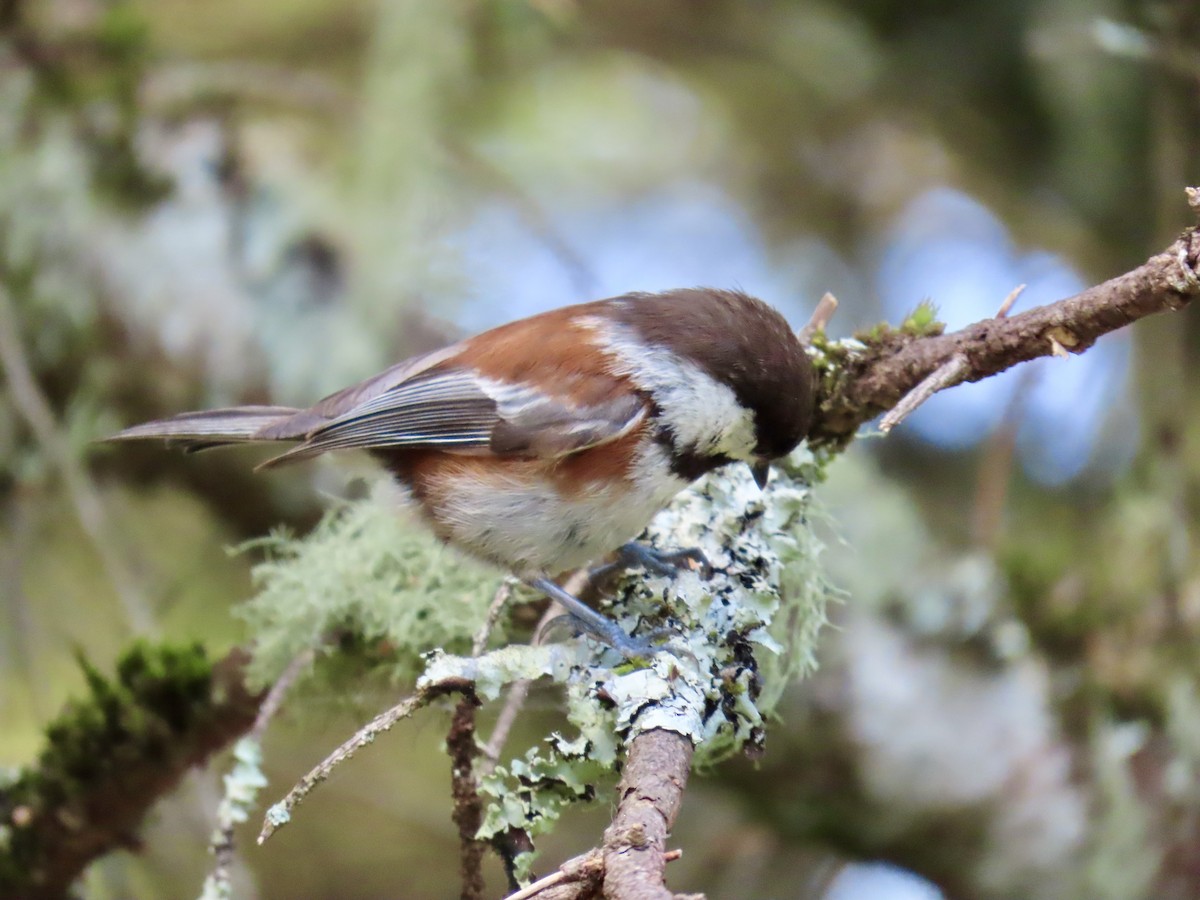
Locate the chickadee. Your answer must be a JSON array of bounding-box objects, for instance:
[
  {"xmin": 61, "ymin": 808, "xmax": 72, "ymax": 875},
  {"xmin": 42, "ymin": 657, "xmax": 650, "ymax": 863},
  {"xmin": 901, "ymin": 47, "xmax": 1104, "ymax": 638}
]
[{"xmin": 109, "ymin": 288, "xmax": 815, "ymax": 655}]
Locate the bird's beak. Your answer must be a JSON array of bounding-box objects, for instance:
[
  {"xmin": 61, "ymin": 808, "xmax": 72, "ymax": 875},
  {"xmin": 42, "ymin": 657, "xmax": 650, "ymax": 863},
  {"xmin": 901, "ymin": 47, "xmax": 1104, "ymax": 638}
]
[{"xmin": 750, "ymin": 460, "xmax": 771, "ymax": 490}]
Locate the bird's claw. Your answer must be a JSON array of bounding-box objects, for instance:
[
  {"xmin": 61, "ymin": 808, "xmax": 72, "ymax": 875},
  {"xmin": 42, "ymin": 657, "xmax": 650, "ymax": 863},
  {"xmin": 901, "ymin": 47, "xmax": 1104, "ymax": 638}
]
[
  {"xmin": 539, "ymin": 613, "xmax": 666, "ymax": 660},
  {"xmin": 529, "ymin": 575, "xmax": 667, "ymax": 661},
  {"xmin": 590, "ymin": 542, "xmax": 713, "ymax": 584}
]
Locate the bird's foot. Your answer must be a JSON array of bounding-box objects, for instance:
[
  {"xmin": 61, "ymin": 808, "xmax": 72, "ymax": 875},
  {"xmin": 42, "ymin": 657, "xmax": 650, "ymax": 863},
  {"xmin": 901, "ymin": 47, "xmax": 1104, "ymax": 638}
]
[
  {"xmin": 528, "ymin": 576, "xmax": 666, "ymax": 660},
  {"xmin": 589, "ymin": 541, "xmax": 713, "ymax": 584}
]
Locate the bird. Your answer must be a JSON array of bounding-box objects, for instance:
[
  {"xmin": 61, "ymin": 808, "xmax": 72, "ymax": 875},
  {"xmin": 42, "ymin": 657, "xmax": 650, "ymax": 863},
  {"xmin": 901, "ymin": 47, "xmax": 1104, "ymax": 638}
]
[{"xmin": 107, "ymin": 288, "xmax": 816, "ymax": 656}]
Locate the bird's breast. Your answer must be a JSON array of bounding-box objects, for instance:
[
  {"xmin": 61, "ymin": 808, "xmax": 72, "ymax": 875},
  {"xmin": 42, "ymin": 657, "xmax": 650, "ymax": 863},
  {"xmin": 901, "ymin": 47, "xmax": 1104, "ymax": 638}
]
[{"xmin": 376, "ymin": 432, "xmax": 687, "ymax": 575}]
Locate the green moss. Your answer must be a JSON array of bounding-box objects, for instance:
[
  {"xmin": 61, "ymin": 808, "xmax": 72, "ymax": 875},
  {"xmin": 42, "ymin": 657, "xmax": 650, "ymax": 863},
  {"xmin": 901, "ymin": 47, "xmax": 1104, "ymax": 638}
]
[
  {"xmin": 855, "ymin": 321, "xmax": 893, "ymax": 343},
  {"xmin": 900, "ymin": 300, "xmax": 944, "ymax": 337},
  {"xmin": 0, "ymin": 642, "xmax": 219, "ymax": 893},
  {"xmin": 853, "ymin": 302, "xmax": 944, "ymax": 345},
  {"xmin": 38, "ymin": 642, "xmax": 212, "ymax": 800}
]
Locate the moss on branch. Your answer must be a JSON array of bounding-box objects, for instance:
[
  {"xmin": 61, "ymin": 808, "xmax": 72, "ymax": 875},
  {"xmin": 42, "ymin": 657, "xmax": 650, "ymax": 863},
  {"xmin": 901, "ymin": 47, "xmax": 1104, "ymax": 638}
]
[{"xmin": 0, "ymin": 643, "xmax": 263, "ymax": 900}]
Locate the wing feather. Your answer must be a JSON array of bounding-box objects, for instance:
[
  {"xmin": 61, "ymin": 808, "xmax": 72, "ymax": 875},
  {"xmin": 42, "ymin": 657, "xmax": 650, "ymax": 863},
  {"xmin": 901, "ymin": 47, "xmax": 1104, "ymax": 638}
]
[{"xmin": 257, "ymin": 363, "xmax": 647, "ymax": 468}]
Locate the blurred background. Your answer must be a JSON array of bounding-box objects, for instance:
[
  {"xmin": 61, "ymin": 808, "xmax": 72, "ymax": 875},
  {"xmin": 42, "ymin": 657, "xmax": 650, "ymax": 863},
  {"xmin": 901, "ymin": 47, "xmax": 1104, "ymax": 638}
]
[{"xmin": 3, "ymin": 1, "xmax": 1200, "ymax": 898}]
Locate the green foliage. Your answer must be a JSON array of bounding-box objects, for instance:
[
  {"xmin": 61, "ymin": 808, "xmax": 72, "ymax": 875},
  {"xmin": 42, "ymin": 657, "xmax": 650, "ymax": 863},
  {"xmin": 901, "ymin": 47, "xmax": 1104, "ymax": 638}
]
[{"xmin": 238, "ymin": 495, "xmax": 501, "ymax": 690}]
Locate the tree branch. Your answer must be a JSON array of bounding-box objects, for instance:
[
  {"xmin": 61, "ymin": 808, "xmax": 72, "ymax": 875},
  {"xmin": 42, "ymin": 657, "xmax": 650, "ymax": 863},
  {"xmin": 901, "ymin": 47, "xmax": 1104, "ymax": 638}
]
[
  {"xmin": 492, "ymin": 730, "xmax": 699, "ymax": 900},
  {"xmin": 809, "ymin": 226, "xmax": 1200, "ymax": 446},
  {"xmin": 0, "ymin": 645, "xmax": 264, "ymax": 900},
  {"xmin": 449, "ymin": 691, "xmax": 486, "ymax": 900},
  {"xmin": 602, "ymin": 729, "xmax": 699, "ymax": 900}
]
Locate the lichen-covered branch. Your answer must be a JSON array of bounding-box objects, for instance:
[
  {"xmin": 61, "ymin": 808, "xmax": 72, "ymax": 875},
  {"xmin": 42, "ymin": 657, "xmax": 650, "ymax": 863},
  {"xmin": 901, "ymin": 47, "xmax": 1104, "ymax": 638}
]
[
  {"xmin": 809, "ymin": 224, "xmax": 1200, "ymax": 447},
  {"xmin": 0, "ymin": 644, "xmax": 264, "ymax": 900}
]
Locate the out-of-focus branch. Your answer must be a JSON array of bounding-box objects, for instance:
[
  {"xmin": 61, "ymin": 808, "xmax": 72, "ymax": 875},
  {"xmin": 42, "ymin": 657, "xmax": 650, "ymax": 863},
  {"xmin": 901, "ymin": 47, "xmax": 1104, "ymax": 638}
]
[
  {"xmin": 809, "ymin": 224, "xmax": 1200, "ymax": 447},
  {"xmin": 0, "ymin": 645, "xmax": 264, "ymax": 900},
  {"xmin": 0, "ymin": 284, "xmax": 156, "ymax": 634}
]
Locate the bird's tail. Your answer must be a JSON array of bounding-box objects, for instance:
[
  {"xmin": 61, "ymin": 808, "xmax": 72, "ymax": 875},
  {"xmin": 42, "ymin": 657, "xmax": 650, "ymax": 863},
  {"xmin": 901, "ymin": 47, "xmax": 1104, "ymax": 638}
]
[{"xmin": 105, "ymin": 405, "xmax": 304, "ymax": 453}]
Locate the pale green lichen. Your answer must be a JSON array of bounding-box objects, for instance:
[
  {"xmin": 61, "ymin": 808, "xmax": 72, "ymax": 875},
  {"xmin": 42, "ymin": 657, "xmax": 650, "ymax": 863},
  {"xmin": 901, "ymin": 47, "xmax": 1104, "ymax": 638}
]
[
  {"xmin": 263, "ymin": 804, "xmax": 291, "ymax": 828},
  {"xmin": 198, "ymin": 737, "xmax": 269, "ymax": 900},
  {"xmin": 419, "ymin": 644, "xmax": 578, "ymax": 701},
  {"xmin": 238, "ymin": 493, "xmax": 500, "ymax": 688},
  {"xmin": 215, "ymin": 738, "xmax": 269, "ymax": 832}
]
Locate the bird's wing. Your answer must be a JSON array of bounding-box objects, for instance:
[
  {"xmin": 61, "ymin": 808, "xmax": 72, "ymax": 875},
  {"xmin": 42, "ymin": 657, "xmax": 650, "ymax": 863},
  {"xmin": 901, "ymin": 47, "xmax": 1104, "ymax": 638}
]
[{"xmin": 258, "ymin": 361, "xmax": 646, "ymax": 467}]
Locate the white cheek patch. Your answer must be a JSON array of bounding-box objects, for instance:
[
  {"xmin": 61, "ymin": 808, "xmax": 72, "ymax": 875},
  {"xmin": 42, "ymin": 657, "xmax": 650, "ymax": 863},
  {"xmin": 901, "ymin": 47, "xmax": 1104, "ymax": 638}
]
[{"xmin": 584, "ymin": 318, "xmax": 758, "ymax": 461}]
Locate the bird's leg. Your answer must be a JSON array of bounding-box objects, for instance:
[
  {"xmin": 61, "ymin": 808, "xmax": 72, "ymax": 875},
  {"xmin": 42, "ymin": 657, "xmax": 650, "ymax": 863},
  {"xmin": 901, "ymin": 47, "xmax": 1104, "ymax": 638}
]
[
  {"xmin": 588, "ymin": 541, "xmax": 712, "ymax": 584},
  {"xmin": 526, "ymin": 575, "xmax": 661, "ymax": 659}
]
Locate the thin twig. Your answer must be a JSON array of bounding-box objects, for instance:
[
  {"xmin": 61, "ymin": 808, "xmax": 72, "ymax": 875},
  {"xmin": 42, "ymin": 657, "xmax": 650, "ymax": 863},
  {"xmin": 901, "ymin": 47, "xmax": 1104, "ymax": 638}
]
[
  {"xmin": 473, "ymin": 580, "xmax": 514, "ymax": 657},
  {"xmin": 503, "ymin": 868, "xmax": 570, "ymax": 900},
  {"xmin": 444, "ymin": 578, "xmax": 518, "ymax": 900},
  {"xmin": 480, "ymin": 580, "xmax": 589, "ymax": 889},
  {"xmin": 258, "ymin": 676, "xmax": 472, "ymax": 844},
  {"xmin": 480, "ymin": 599, "xmax": 562, "ymax": 773},
  {"xmin": 500, "ymin": 849, "xmax": 683, "ymax": 900},
  {"xmin": 480, "ymin": 680, "xmax": 533, "ymax": 771},
  {"xmin": 0, "ymin": 282, "xmax": 155, "ymax": 634},
  {"xmin": 449, "ymin": 583, "xmax": 511, "ymax": 900},
  {"xmin": 250, "ymin": 649, "xmax": 316, "ymax": 739},
  {"xmin": 996, "ymin": 283, "xmax": 1026, "ymax": 318},
  {"xmin": 482, "ymin": 583, "xmax": 577, "ymax": 771},
  {"xmin": 877, "ymin": 354, "xmax": 969, "ymax": 434},
  {"xmin": 798, "ymin": 292, "xmax": 839, "ymax": 343},
  {"xmin": 502, "ymin": 850, "xmax": 602, "ymax": 900}
]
